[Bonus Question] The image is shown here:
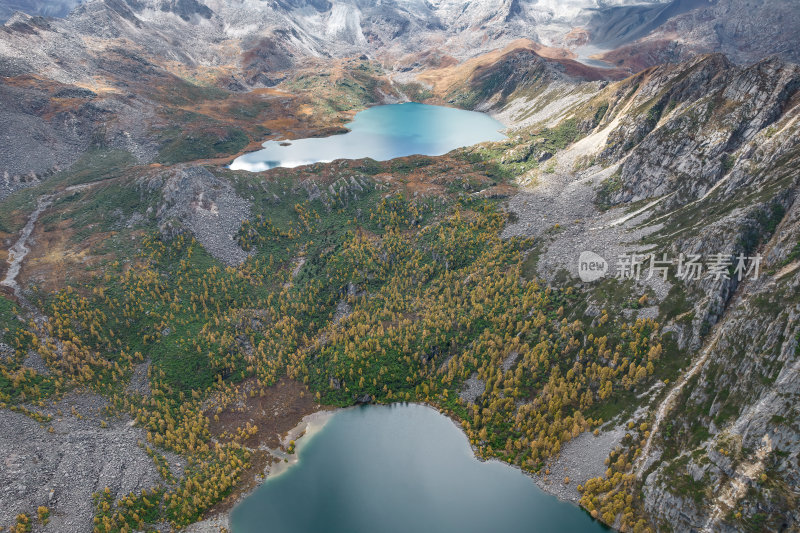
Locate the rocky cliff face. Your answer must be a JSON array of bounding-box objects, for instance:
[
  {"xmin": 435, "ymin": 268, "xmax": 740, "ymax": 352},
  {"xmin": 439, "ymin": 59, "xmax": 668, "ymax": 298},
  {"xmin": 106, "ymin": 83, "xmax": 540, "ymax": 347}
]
[
  {"xmin": 627, "ymin": 74, "xmax": 800, "ymax": 532},
  {"xmin": 600, "ymin": 55, "xmax": 800, "ymax": 208},
  {"xmin": 496, "ymin": 49, "xmax": 800, "ymax": 531},
  {"xmin": 152, "ymin": 166, "xmax": 253, "ymax": 266},
  {"xmin": 625, "ymin": 64, "xmax": 800, "ymax": 533}
]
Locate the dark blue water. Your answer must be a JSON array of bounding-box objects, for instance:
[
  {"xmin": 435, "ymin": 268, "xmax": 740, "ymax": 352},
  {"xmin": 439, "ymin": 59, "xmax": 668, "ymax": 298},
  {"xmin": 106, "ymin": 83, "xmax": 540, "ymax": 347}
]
[
  {"xmin": 229, "ymin": 103, "xmax": 506, "ymax": 172},
  {"xmin": 230, "ymin": 404, "xmax": 607, "ymax": 533}
]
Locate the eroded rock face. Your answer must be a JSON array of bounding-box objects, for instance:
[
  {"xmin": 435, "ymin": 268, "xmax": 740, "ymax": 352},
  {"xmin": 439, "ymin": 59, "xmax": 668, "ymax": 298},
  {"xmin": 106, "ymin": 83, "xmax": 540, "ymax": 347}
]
[
  {"xmin": 640, "ymin": 194, "xmax": 800, "ymax": 531},
  {"xmin": 0, "ymin": 81, "xmax": 94, "ymax": 197},
  {"xmin": 619, "ymin": 72, "xmax": 800, "ymax": 531},
  {"xmin": 0, "ymin": 67, "xmax": 159, "ymax": 199},
  {"xmin": 2, "ymin": 0, "xmax": 798, "ymax": 89},
  {"xmin": 602, "ymin": 55, "xmax": 800, "ymax": 208},
  {"xmin": 599, "ymin": 0, "xmax": 800, "ymax": 70},
  {"xmin": 642, "ymin": 299, "xmax": 800, "ymax": 530}
]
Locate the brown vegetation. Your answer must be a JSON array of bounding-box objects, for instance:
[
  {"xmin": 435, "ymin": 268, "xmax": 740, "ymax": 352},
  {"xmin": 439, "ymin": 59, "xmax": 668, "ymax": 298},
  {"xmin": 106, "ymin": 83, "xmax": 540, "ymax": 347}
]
[{"xmin": 207, "ymin": 377, "xmax": 322, "ymax": 449}]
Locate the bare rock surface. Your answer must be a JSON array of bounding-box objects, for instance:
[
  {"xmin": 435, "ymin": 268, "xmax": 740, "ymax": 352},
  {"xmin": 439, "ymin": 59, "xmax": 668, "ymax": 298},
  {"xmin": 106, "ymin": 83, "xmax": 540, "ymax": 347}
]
[
  {"xmin": 183, "ymin": 514, "xmax": 230, "ymax": 533},
  {"xmin": 155, "ymin": 166, "xmax": 253, "ymax": 266},
  {"xmin": 0, "ymin": 342, "xmax": 15, "ymax": 361},
  {"xmin": 459, "ymin": 373, "xmax": 486, "ymax": 404},
  {"xmin": 126, "ymin": 360, "xmax": 152, "ymax": 397},
  {"xmin": 536, "ymin": 424, "xmax": 627, "ymax": 503},
  {"xmin": 0, "ymin": 392, "xmax": 167, "ymax": 533},
  {"xmin": 21, "ymin": 350, "xmax": 49, "ymax": 375}
]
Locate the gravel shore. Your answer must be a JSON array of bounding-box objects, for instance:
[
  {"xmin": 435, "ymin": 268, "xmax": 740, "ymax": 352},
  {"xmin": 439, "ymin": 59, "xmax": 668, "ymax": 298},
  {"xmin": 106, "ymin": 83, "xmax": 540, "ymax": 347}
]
[{"xmin": 534, "ymin": 424, "xmax": 627, "ymax": 503}]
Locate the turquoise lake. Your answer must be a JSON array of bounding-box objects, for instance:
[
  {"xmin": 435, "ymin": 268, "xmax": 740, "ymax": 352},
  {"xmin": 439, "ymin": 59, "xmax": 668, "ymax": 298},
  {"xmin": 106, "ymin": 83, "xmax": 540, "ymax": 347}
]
[
  {"xmin": 230, "ymin": 404, "xmax": 607, "ymax": 533},
  {"xmin": 229, "ymin": 103, "xmax": 507, "ymax": 171}
]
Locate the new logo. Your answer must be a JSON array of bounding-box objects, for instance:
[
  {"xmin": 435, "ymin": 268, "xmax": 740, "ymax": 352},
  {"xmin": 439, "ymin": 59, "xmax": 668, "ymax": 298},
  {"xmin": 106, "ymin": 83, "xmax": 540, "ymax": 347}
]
[{"xmin": 578, "ymin": 251, "xmax": 608, "ymax": 282}]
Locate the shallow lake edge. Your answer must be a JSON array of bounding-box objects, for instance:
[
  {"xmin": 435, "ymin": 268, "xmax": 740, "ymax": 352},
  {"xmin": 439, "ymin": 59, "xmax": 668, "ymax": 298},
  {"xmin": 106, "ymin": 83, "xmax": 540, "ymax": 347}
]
[{"xmin": 188, "ymin": 401, "xmax": 609, "ymax": 532}]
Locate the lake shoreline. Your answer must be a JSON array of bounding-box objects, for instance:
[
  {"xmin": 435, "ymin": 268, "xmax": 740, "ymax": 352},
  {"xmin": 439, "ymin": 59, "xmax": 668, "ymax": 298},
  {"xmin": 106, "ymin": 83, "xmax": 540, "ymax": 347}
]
[
  {"xmin": 263, "ymin": 408, "xmax": 340, "ymax": 479},
  {"xmin": 188, "ymin": 401, "xmax": 613, "ymax": 532},
  {"xmin": 229, "ymin": 103, "xmax": 507, "ymax": 172},
  {"xmin": 184, "ymin": 406, "xmax": 340, "ymax": 533}
]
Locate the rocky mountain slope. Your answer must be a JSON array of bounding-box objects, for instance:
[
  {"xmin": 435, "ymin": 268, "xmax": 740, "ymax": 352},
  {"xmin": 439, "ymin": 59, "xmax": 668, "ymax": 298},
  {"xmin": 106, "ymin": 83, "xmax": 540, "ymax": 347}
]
[
  {"xmin": 1, "ymin": 0, "xmax": 797, "ymax": 191},
  {"xmin": 0, "ymin": 1, "xmax": 799, "ymax": 532},
  {"xmin": 495, "ymin": 51, "xmax": 800, "ymax": 532},
  {"xmin": 0, "ymin": 0, "xmax": 81, "ymax": 22},
  {"xmin": 0, "ymin": 49, "xmax": 797, "ymax": 531},
  {"xmin": 596, "ymin": 0, "xmax": 800, "ymax": 70},
  {"xmin": 3, "ymin": 0, "xmax": 797, "ymax": 66}
]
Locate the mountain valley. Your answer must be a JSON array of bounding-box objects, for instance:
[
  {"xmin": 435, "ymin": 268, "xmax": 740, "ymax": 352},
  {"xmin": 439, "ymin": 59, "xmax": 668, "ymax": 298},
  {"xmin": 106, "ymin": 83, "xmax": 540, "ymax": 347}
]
[{"xmin": 0, "ymin": 1, "xmax": 799, "ymax": 532}]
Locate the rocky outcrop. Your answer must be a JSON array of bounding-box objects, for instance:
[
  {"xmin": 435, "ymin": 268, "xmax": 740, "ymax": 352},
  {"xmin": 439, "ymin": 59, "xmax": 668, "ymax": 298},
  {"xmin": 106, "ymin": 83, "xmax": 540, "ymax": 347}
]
[
  {"xmin": 295, "ymin": 174, "xmax": 373, "ymax": 212},
  {"xmin": 0, "ymin": 69, "xmax": 159, "ymax": 191},
  {"xmin": 151, "ymin": 166, "xmax": 253, "ymax": 266},
  {"xmin": 642, "ymin": 229, "xmax": 800, "ymax": 531},
  {"xmin": 598, "ymin": 0, "xmax": 800, "ymax": 70}
]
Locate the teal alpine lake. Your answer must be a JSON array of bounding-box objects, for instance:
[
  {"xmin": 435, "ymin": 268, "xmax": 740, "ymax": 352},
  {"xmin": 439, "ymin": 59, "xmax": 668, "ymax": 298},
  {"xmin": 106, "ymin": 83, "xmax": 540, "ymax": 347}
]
[
  {"xmin": 230, "ymin": 403, "xmax": 607, "ymax": 533},
  {"xmin": 229, "ymin": 102, "xmax": 506, "ymax": 171}
]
